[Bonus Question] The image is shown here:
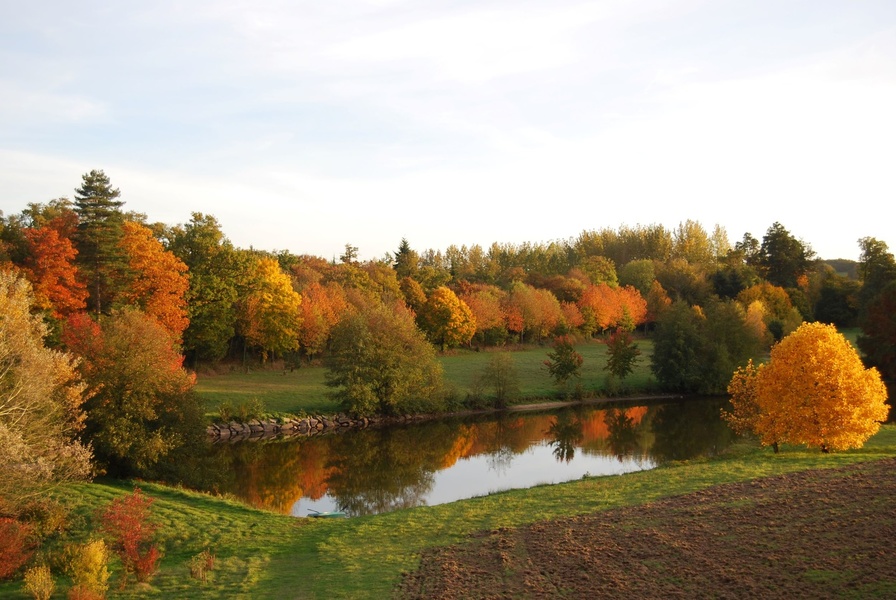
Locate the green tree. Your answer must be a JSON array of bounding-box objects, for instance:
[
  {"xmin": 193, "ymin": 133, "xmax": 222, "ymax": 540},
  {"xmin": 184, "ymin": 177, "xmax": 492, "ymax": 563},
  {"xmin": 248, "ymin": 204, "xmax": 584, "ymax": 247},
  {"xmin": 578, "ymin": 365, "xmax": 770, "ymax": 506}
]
[
  {"xmin": 73, "ymin": 170, "xmax": 126, "ymax": 315},
  {"xmin": 393, "ymin": 238, "xmax": 419, "ymax": 280},
  {"xmin": 857, "ymin": 236, "xmax": 896, "ymax": 317},
  {"xmin": 857, "ymin": 281, "xmax": 896, "ymax": 382},
  {"xmin": 605, "ymin": 327, "xmax": 641, "ymax": 382},
  {"xmin": 325, "ymin": 301, "xmax": 445, "ymax": 416},
  {"xmin": 0, "ymin": 270, "xmax": 92, "ymax": 514},
  {"xmin": 476, "ymin": 352, "xmax": 520, "ymax": 408},
  {"xmin": 757, "ymin": 222, "xmax": 816, "ymax": 289},
  {"xmin": 543, "ymin": 336, "xmax": 584, "ymax": 386},
  {"xmin": 64, "ymin": 309, "xmax": 204, "ymax": 476},
  {"xmin": 651, "ymin": 299, "xmax": 762, "ymax": 394},
  {"xmin": 168, "ymin": 213, "xmax": 246, "ymax": 364}
]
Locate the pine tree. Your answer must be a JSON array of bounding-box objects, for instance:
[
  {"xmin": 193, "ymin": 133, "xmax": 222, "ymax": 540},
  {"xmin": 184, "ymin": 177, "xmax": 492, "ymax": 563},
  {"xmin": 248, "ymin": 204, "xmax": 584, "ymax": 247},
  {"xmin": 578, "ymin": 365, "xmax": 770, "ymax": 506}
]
[{"xmin": 73, "ymin": 170, "xmax": 125, "ymax": 314}]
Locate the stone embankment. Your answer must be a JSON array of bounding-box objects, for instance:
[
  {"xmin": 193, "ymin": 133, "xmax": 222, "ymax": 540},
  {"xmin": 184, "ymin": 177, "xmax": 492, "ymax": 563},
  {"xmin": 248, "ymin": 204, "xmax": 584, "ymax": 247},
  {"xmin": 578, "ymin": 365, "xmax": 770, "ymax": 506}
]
[{"xmin": 206, "ymin": 413, "xmax": 432, "ymax": 442}]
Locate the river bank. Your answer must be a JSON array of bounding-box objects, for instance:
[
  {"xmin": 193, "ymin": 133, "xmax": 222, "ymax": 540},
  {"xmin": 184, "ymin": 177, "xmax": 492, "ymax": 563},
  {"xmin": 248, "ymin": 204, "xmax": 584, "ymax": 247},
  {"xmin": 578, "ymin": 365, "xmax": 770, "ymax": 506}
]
[{"xmin": 206, "ymin": 393, "xmax": 688, "ymax": 441}]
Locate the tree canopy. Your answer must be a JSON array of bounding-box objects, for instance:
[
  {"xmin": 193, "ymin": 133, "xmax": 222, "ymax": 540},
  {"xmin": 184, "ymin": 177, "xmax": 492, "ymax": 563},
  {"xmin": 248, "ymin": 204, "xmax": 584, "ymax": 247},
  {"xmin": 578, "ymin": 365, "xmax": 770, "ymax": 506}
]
[
  {"xmin": 0, "ymin": 271, "xmax": 92, "ymax": 513},
  {"xmin": 725, "ymin": 322, "xmax": 889, "ymax": 452}
]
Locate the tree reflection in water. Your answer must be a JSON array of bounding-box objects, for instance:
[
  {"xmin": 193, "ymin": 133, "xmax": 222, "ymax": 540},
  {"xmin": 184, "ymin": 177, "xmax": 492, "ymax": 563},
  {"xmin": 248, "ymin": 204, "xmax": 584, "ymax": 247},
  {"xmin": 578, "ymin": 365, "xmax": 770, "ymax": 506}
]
[
  {"xmin": 547, "ymin": 412, "xmax": 584, "ymax": 463},
  {"xmin": 190, "ymin": 398, "xmax": 735, "ymax": 516}
]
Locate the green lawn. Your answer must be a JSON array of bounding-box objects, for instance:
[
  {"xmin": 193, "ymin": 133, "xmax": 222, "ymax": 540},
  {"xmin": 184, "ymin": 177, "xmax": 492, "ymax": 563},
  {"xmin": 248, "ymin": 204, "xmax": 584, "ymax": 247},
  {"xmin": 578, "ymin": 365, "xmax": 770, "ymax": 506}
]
[
  {"xmin": 5, "ymin": 425, "xmax": 893, "ymax": 599},
  {"xmin": 195, "ymin": 339, "xmax": 659, "ymax": 418}
]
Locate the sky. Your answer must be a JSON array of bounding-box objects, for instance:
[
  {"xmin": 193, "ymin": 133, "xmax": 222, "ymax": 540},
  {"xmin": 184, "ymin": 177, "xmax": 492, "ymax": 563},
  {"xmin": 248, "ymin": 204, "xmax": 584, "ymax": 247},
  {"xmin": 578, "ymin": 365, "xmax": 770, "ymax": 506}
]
[{"xmin": 2, "ymin": 0, "xmax": 895, "ymax": 262}]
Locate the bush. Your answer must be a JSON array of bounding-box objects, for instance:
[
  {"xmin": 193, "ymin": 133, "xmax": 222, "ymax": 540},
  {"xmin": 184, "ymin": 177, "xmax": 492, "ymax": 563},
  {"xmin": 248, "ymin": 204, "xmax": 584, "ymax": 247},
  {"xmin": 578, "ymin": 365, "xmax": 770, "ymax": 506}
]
[
  {"xmin": 19, "ymin": 498, "xmax": 70, "ymax": 538},
  {"xmin": 188, "ymin": 548, "xmax": 216, "ymax": 582},
  {"xmin": 97, "ymin": 488, "xmax": 161, "ymax": 585},
  {"xmin": 23, "ymin": 564, "xmax": 54, "ymax": 600},
  {"xmin": 0, "ymin": 518, "xmax": 35, "ymax": 580},
  {"xmin": 65, "ymin": 539, "xmax": 110, "ymax": 599}
]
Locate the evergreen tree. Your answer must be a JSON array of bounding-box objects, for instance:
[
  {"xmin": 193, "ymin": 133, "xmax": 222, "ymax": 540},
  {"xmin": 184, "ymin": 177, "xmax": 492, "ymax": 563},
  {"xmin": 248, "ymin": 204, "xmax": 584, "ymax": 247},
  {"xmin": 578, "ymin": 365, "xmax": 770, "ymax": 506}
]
[{"xmin": 73, "ymin": 170, "xmax": 125, "ymax": 314}]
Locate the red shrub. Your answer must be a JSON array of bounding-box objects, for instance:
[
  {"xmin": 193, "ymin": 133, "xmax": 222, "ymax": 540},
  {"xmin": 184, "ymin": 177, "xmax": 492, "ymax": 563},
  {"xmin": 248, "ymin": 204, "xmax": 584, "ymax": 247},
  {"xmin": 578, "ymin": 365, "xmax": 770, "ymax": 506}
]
[
  {"xmin": 96, "ymin": 488, "xmax": 161, "ymax": 584},
  {"xmin": 0, "ymin": 518, "xmax": 35, "ymax": 579}
]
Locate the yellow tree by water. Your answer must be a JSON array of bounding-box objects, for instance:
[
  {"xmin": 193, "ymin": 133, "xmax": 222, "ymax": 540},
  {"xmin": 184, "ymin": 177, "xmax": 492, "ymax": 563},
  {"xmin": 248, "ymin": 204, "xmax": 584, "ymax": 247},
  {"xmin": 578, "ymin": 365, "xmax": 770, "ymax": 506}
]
[{"xmin": 725, "ymin": 322, "xmax": 888, "ymax": 452}]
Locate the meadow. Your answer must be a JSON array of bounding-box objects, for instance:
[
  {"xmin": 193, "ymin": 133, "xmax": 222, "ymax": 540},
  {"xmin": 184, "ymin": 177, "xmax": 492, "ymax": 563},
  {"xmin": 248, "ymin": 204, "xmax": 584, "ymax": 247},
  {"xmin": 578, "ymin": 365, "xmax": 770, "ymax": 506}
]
[{"xmin": 195, "ymin": 339, "xmax": 659, "ymax": 418}]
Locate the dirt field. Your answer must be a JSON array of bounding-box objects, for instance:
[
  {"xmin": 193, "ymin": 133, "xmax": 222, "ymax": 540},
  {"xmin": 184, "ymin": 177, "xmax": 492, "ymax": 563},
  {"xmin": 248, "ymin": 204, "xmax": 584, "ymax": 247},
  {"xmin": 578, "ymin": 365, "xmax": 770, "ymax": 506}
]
[{"xmin": 396, "ymin": 458, "xmax": 896, "ymax": 599}]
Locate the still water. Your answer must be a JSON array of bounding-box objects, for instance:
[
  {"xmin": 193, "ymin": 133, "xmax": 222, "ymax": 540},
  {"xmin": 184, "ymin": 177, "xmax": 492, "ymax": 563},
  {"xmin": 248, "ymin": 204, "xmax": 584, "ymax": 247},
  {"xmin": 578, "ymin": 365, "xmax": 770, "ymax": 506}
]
[{"xmin": 202, "ymin": 397, "xmax": 734, "ymax": 517}]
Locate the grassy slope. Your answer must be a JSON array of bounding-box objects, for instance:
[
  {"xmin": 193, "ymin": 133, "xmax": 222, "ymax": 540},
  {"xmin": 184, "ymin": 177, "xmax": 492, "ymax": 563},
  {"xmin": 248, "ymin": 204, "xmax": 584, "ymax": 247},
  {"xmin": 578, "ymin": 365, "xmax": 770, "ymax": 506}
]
[
  {"xmin": 195, "ymin": 339, "xmax": 659, "ymax": 417},
  {"xmin": 6, "ymin": 426, "xmax": 893, "ymax": 599}
]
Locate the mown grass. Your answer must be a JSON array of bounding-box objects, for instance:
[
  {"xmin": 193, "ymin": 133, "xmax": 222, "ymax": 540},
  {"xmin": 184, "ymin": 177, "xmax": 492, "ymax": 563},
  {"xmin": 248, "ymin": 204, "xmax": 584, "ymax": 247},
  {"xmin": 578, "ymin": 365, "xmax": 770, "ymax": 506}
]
[
  {"xmin": 4, "ymin": 426, "xmax": 893, "ymax": 599},
  {"xmin": 195, "ymin": 339, "xmax": 659, "ymax": 418}
]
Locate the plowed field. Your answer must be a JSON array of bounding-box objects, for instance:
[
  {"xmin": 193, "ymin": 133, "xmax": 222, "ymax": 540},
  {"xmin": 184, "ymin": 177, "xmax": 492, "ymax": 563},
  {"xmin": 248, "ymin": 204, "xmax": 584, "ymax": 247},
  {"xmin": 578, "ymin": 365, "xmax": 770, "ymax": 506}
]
[{"xmin": 397, "ymin": 458, "xmax": 896, "ymax": 599}]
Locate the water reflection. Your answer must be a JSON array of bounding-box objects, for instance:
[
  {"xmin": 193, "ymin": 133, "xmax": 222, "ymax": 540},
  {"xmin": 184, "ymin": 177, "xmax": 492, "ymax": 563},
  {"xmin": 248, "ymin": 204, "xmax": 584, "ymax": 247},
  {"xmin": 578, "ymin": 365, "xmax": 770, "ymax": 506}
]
[{"xmin": 197, "ymin": 398, "xmax": 734, "ymax": 517}]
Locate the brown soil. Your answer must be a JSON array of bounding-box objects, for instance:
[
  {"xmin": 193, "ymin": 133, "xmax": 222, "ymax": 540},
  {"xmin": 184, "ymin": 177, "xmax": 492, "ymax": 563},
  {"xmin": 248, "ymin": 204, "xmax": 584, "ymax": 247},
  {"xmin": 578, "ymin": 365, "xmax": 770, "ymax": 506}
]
[{"xmin": 396, "ymin": 458, "xmax": 896, "ymax": 599}]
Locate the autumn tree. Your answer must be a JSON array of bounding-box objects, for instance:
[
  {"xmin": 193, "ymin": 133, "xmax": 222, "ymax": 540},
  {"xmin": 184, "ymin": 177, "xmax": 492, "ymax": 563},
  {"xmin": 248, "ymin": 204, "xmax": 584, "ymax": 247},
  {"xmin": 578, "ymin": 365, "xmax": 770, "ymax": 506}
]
[
  {"xmin": 298, "ymin": 281, "xmax": 348, "ymax": 360},
  {"xmin": 458, "ymin": 283, "xmax": 508, "ymax": 346},
  {"xmin": 240, "ymin": 256, "xmax": 303, "ymax": 362},
  {"xmin": 21, "ymin": 223, "xmax": 88, "ymax": 319},
  {"xmin": 0, "ymin": 270, "xmax": 92, "ymax": 514},
  {"xmin": 118, "ymin": 221, "xmax": 190, "ymax": 340},
  {"xmin": 418, "ymin": 286, "xmax": 476, "ymax": 350},
  {"xmin": 73, "ymin": 169, "xmax": 126, "ymax": 315},
  {"xmin": 325, "ymin": 301, "xmax": 445, "ymax": 416},
  {"xmin": 64, "ymin": 309, "xmax": 204, "ymax": 476},
  {"xmin": 725, "ymin": 323, "xmax": 889, "ymax": 453},
  {"xmin": 399, "ymin": 276, "xmax": 427, "ymax": 313}
]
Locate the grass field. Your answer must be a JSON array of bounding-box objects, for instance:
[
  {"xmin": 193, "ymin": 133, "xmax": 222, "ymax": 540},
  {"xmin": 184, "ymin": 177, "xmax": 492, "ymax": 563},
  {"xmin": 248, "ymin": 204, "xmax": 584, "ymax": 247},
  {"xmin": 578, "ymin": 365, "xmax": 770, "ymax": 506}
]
[
  {"xmin": 4, "ymin": 425, "xmax": 893, "ymax": 599},
  {"xmin": 195, "ymin": 339, "xmax": 659, "ymax": 418}
]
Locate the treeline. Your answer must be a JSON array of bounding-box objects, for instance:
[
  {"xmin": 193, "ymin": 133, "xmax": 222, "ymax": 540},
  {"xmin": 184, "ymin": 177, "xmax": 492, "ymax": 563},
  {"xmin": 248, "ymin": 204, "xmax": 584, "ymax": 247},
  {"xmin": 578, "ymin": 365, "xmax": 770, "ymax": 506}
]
[
  {"xmin": 3, "ymin": 171, "xmax": 887, "ymax": 363},
  {"xmin": 1, "ymin": 171, "xmax": 895, "ymax": 439}
]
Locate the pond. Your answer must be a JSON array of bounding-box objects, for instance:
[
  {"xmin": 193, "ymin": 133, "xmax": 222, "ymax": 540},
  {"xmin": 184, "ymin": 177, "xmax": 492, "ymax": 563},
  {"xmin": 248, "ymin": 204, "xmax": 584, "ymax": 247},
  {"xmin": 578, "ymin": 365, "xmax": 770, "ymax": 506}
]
[{"xmin": 196, "ymin": 397, "xmax": 735, "ymax": 517}]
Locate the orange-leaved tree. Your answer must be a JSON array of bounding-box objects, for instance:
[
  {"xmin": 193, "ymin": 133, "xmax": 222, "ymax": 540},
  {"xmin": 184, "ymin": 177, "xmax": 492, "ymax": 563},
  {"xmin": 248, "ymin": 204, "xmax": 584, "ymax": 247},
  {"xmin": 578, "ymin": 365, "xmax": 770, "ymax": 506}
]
[
  {"xmin": 118, "ymin": 221, "xmax": 190, "ymax": 340},
  {"xmin": 22, "ymin": 223, "xmax": 88, "ymax": 319},
  {"xmin": 724, "ymin": 322, "xmax": 888, "ymax": 453}
]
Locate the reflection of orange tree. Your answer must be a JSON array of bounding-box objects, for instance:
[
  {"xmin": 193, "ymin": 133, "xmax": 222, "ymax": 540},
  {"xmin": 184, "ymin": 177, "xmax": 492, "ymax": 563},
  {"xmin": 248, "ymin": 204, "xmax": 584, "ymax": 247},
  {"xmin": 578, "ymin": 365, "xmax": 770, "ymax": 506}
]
[
  {"xmin": 578, "ymin": 406, "xmax": 651, "ymax": 460},
  {"xmin": 227, "ymin": 437, "xmax": 335, "ymax": 514},
  {"xmin": 464, "ymin": 416, "xmax": 547, "ymax": 456}
]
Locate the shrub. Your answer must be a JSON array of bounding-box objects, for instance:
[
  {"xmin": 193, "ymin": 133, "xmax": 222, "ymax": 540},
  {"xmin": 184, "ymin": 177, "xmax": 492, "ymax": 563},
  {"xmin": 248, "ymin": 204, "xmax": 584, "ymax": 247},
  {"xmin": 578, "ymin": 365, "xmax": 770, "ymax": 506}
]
[
  {"xmin": 65, "ymin": 539, "xmax": 110, "ymax": 599},
  {"xmin": 23, "ymin": 564, "xmax": 55, "ymax": 600},
  {"xmin": 188, "ymin": 548, "xmax": 216, "ymax": 582},
  {"xmin": 0, "ymin": 518, "xmax": 35, "ymax": 580},
  {"xmin": 19, "ymin": 498, "xmax": 70, "ymax": 538},
  {"xmin": 96, "ymin": 488, "xmax": 161, "ymax": 585},
  {"xmin": 217, "ymin": 402, "xmax": 233, "ymax": 422}
]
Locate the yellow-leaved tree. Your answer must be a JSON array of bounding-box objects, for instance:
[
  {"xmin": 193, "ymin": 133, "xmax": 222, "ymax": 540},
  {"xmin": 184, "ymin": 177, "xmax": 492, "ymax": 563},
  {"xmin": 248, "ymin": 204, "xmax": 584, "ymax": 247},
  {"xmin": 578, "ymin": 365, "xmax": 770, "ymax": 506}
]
[
  {"xmin": 241, "ymin": 257, "xmax": 302, "ymax": 361},
  {"xmin": 417, "ymin": 286, "xmax": 476, "ymax": 351},
  {"xmin": 724, "ymin": 322, "xmax": 889, "ymax": 453}
]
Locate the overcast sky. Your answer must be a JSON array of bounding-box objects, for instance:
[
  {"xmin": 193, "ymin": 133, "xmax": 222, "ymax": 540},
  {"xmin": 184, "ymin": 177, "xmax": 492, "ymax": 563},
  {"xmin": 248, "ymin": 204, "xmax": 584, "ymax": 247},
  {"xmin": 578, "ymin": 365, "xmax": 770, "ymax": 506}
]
[{"xmin": 2, "ymin": 0, "xmax": 894, "ymax": 262}]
